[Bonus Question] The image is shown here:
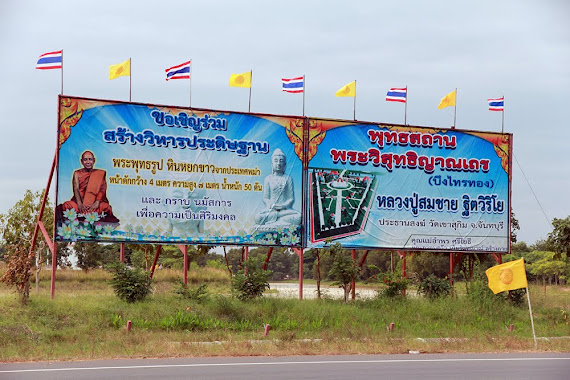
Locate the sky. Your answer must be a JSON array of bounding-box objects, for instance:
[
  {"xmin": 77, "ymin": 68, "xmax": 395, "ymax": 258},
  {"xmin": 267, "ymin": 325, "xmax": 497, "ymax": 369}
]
[{"xmin": 0, "ymin": 0, "xmax": 569, "ymax": 246}]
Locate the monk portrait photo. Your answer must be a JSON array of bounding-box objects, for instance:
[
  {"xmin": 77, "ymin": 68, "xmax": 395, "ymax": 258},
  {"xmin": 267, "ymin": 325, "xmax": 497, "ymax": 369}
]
[{"xmin": 59, "ymin": 150, "xmax": 119, "ymax": 223}]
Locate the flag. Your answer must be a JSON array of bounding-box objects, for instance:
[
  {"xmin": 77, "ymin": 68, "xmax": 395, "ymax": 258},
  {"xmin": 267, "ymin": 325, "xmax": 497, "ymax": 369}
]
[
  {"xmin": 438, "ymin": 89, "xmax": 456, "ymax": 109},
  {"xmin": 386, "ymin": 87, "xmax": 407, "ymax": 103},
  {"xmin": 36, "ymin": 50, "xmax": 62, "ymax": 70},
  {"xmin": 282, "ymin": 76, "xmax": 304, "ymax": 93},
  {"xmin": 229, "ymin": 72, "xmax": 251, "ymax": 88},
  {"xmin": 488, "ymin": 97, "xmax": 504, "ymax": 111},
  {"xmin": 165, "ymin": 61, "xmax": 191, "ymax": 81},
  {"xmin": 109, "ymin": 59, "xmax": 131, "ymax": 80},
  {"xmin": 336, "ymin": 81, "xmax": 356, "ymax": 97},
  {"xmin": 485, "ymin": 258, "xmax": 528, "ymax": 294}
]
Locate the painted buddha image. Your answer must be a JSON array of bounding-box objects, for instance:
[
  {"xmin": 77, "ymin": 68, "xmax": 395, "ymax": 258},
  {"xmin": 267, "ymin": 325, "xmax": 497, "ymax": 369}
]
[{"xmin": 254, "ymin": 148, "xmax": 301, "ymax": 227}]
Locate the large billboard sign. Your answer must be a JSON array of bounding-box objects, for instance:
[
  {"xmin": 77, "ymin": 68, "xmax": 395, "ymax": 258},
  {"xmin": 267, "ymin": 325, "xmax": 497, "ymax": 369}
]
[
  {"xmin": 55, "ymin": 96, "xmax": 303, "ymax": 246},
  {"xmin": 55, "ymin": 96, "xmax": 512, "ymax": 253},
  {"xmin": 305, "ymin": 119, "xmax": 512, "ymax": 253}
]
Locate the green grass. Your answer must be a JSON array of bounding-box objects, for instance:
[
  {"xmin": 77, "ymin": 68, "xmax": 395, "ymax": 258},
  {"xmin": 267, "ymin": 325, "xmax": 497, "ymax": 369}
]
[{"xmin": 1, "ymin": 268, "xmax": 569, "ymax": 361}]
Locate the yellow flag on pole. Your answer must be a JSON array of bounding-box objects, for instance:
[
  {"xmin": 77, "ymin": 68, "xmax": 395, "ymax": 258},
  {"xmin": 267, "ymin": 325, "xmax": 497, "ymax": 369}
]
[
  {"xmin": 437, "ymin": 89, "xmax": 456, "ymax": 109},
  {"xmin": 109, "ymin": 59, "xmax": 131, "ymax": 80},
  {"xmin": 229, "ymin": 71, "xmax": 252, "ymax": 88},
  {"xmin": 485, "ymin": 258, "xmax": 528, "ymax": 294},
  {"xmin": 336, "ymin": 81, "xmax": 356, "ymax": 97}
]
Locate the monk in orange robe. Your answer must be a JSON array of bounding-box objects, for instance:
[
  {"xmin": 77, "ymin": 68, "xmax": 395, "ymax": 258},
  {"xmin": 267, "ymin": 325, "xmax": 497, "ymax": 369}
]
[{"xmin": 62, "ymin": 151, "xmax": 119, "ymax": 223}]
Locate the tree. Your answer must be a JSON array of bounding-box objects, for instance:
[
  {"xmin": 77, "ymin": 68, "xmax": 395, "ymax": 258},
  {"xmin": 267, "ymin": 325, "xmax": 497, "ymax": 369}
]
[
  {"xmin": 0, "ymin": 190, "xmax": 66, "ymax": 303},
  {"xmin": 231, "ymin": 256, "xmax": 272, "ymax": 300},
  {"xmin": 511, "ymin": 210, "xmax": 520, "ymax": 244},
  {"xmin": 326, "ymin": 242, "xmax": 359, "ymax": 302},
  {"xmin": 407, "ymin": 252, "xmax": 450, "ymax": 280},
  {"xmin": 548, "ymin": 216, "xmax": 570, "ymax": 259},
  {"xmin": 74, "ymin": 241, "xmax": 117, "ymax": 270},
  {"xmin": 526, "ymin": 251, "xmax": 568, "ymax": 286},
  {"xmin": 511, "ymin": 241, "xmax": 531, "ymax": 255}
]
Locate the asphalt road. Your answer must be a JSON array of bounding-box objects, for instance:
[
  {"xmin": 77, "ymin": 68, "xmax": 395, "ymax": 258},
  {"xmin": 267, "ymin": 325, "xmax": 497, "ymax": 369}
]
[{"xmin": 1, "ymin": 353, "xmax": 569, "ymax": 380}]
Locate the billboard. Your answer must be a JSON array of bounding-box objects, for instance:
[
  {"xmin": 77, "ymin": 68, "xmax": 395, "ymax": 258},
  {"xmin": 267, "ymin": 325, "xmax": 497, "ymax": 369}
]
[
  {"xmin": 55, "ymin": 96, "xmax": 303, "ymax": 246},
  {"xmin": 54, "ymin": 96, "xmax": 512, "ymax": 253},
  {"xmin": 305, "ymin": 119, "xmax": 512, "ymax": 253}
]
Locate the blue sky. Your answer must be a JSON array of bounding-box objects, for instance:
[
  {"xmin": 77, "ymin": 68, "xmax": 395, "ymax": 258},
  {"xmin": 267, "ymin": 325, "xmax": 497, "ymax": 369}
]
[{"xmin": 1, "ymin": 0, "xmax": 568, "ymax": 245}]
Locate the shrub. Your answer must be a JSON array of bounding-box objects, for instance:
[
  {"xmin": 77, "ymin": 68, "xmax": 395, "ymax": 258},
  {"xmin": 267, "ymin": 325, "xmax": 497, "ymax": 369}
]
[
  {"xmin": 506, "ymin": 288, "xmax": 526, "ymax": 307},
  {"xmin": 380, "ymin": 272, "xmax": 408, "ymax": 298},
  {"xmin": 231, "ymin": 257, "xmax": 271, "ymax": 301},
  {"xmin": 107, "ymin": 262, "xmax": 152, "ymax": 303},
  {"xmin": 174, "ymin": 279, "xmax": 209, "ymax": 303},
  {"xmin": 417, "ymin": 274, "xmax": 453, "ymax": 299}
]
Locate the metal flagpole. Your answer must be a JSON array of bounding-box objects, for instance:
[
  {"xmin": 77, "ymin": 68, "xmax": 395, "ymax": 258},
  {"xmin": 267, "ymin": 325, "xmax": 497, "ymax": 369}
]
[
  {"xmin": 248, "ymin": 70, "xmax": 252, "ymax": 112},
  {"xmin": 353, "ymin": 80, "xmax": 356, "ymax": 121},
  {"xmin": 526, "ymin": 286, "xmax": 538, "ymax": 348},
  {"xmin": 404, "ymin": 85, "xmax": 408, "ymax": 125},
  {"xmin": 501, "ymin": 95, "xmax": 505, "ymax": 133},
  {"xmin": 302, "ymin": 75, "xmax": 306, "ymax": 117},
  {"xmin": 60, "ymin": 49, "xmax": 64, "ymax": 95},
  {"xmin": 189, "ymin": 60, "xmax": 193, "ymax": 108},
  {"xmin": 129, "ymin": 58, "xmax": 132, "ymax": 102}
]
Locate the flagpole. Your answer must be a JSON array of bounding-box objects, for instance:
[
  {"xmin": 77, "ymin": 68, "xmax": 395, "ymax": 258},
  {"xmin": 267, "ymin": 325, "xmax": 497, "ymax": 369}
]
[
  {"xmin": 453, "ymin": 88, "xmax": 457, "ymax": 129},
  {"xmin": 404, "ymin": 85, "xmax": 408, "ymax": 125},
  {"xmin": 353, "ymin": 80, "xmax": 356, "ymax": 121},
  {"xmin": 302, "ymin": 74, "xmax": 306, "ymax": 117},
  {"xmin": 526, "ymin": 286, "xmax": 538, "ymax": 348},
  {"xmin": 248, "ymin": 70, "xmax": 252, "ymax": 113},
  {"xmin": 189, "ymin": 60, "xmax": 193, "ymax": 108},
  {"xmin": 60, "ymin": 49, "xmax": 64, "ymax": 95},
  {"xmin": 501, "ymin": 95, "xmax": 505, "ymax": 133},
  {"xmin": 129, "ymin": 58, "xmax": 132, "ymax": 102}
]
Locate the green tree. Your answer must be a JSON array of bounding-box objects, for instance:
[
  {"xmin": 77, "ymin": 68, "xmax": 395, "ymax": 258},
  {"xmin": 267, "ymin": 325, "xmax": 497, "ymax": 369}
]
[
  {"xmin": 0, "ymin": 190, "xmax": 67, "ymax": 303},
  {"xmin": 231, "ymin": 256, "xmax": 272, "ymax": 300},
  {"xmin": 511, "ymin": 211, "xmax": 520, "ymax": 243},
  {"xmin": 327, "ymin": 242, "xmax": 359, "ymax": 302},
  {"xmin": 407, "ymin": 252, "xmax": 450, "ymax": 280},
  {"xmin": 511, "ymin": 241, "xmax": 531, "ymax": 255},
  {"xmin": 548, "ymin": 216, "xmax": 570, "ymax": 259},
  {"xmin": 526, "ymin": 251, "xmax": 568, "ymax": 286},
  {"xmin": 107, "ymin": 262, "xmax": 152, "ymax": 303}
]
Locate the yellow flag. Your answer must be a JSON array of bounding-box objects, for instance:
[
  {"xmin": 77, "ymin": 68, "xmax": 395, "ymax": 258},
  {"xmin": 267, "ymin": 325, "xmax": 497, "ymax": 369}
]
[
  {"xmin": 437, "ymin": 89, "xmax": 456, "ymax": 109},
  {"xmin": 485, "ymin": 258, "xmax": 528, "ymax": 294},
  {"xmin": 229, "ymin": 72, "xmax": 251, "ymax": 88},
  {"xmin": 109, "ymin": 59, "xmax": 130, "ymax": 80},
  {"xmin": 336, "ymin": 81, "xmax": 356, "ymax": 97}
]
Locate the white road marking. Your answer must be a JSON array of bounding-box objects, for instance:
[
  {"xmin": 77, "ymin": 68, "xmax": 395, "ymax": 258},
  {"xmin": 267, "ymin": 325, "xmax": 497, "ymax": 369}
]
[{"xmin": 1, "ymin": 357, "xmax": 569, "ymax": 373}]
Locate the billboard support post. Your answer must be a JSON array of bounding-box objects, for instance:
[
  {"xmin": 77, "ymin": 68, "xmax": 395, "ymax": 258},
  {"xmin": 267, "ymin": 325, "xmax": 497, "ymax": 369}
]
[
  {"xmin": 293, "ymin": 248, "xmax": 303, "ymax": 300},
  {"xmin": 28, "ymin": 151, "xmax": 58, "ymax": 298},
  {"xmin": 149, "ymin": 245, "xmax": 162, "ymax": 279},
  {"xmin": 351, "ymin": 249, "xmax": 356, "ymax": 300}
]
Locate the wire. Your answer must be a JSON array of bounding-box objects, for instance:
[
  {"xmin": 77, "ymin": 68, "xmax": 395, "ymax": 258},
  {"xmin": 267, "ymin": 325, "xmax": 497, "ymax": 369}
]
[{"xmin": 513, "ymin": 153, "xmax": 553, "ymax": 229}]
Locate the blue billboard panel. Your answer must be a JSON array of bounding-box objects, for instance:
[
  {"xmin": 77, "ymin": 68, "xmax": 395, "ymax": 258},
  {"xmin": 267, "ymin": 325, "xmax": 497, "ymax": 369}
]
[
  {"xmin": 305, "ymin": 119, "xmax": 511, "ymax": 253},
  {"xmin": 55, "ymin": 96, "xmax": 303, "ymax": 246}
]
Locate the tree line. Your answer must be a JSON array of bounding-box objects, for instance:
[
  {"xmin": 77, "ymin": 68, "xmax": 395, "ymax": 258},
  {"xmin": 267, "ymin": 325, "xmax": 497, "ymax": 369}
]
[{"xmin": 1, "ymin": 190, "xmax": 569, "ymax": 302}]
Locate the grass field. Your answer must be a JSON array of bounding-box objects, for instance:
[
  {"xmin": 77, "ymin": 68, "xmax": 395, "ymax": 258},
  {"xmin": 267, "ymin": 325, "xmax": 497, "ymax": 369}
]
[{"xmin": 1, "ymin": 267, "xmax": 569, "ymax": 362}]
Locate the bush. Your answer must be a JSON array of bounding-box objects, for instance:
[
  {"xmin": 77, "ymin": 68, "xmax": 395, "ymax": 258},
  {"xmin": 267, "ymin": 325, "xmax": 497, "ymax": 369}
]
[
  {"xmin": 506, "ymin": 288, "xmax": 526, "ymax": 307},
  {"xmin": 174, "ymin": 279, "xmax": 209, "ymax": 303},
  {"xmin": 107, "ymin": 262, "xmax": 152, "ymax": 303},
  {"xmin": 380, "ymin": 272, "xmax": 408, "ymax": 298},
  {"xmin": 417, "ymin": 274, "xmax": 452, "ymax": 299},
  {"xmin": 231, "ymin": 257, "xmax": 272, "ymax": 301}
]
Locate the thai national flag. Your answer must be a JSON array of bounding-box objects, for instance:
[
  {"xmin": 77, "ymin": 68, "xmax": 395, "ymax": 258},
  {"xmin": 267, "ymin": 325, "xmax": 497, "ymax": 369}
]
[
  {"xmin": 488, "ymin": 97, "xmax": 504, "ymax": 111},
  {"xmin": 386, "ymin": 87, "xmax": 407, "ymax": 103},
  {"xmin": 282, "ymin": 76, "xmax": 304, "ymax": 93},
  {"xmin": 36, "ymin": 50, "xmax": 62, "ymax": 70},
  {"xmin": 165, "ymin": 61, "xmax": 191, "ymax": 81}
]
